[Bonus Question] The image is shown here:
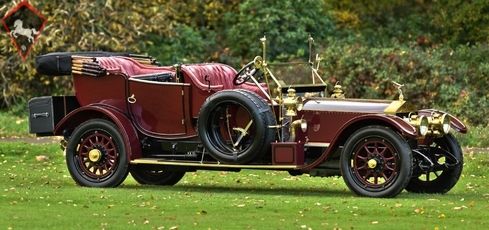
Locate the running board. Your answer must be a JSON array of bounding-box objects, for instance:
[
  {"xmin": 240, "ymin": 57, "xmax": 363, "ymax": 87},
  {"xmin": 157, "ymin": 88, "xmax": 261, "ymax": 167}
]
[
  {"xmin": 131, "ymin": 158, "xmax": 298, "ymax": 170},
  {"xmin": 304, "ymin": 142, "xmax": 330, "ymax": 147}
]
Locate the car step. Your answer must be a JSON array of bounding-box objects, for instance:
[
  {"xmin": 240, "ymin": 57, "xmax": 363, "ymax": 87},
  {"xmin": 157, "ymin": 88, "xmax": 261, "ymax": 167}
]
[{"xmin": 131, "ymin": 158, "xmax": 298, "ymax": 170}]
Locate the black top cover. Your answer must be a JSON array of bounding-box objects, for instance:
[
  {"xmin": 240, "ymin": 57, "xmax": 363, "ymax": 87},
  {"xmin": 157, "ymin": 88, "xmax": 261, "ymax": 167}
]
[{"xmin": 35, "ymin": 52, "xmax": 148, "ymax": 76}]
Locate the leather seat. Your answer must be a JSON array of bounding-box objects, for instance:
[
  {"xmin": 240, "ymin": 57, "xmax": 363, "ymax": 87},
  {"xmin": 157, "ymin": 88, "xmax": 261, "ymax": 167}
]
[
  {"xmin": 96, "ymin": 56, "xmax": 174, "ymax": 76},
  {"xmin": 96, "ymin": 57, "xmax": 268, "ymax": 99},
  {"xmin": 181, "ymin": 63, "xmax": 268, "ymax": 99}
]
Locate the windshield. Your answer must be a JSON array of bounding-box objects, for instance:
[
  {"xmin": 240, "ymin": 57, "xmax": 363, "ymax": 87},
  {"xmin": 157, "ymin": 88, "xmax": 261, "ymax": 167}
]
[{"xmin": 258, "ymin": 34, "xmax": 326, "ymax": 98}]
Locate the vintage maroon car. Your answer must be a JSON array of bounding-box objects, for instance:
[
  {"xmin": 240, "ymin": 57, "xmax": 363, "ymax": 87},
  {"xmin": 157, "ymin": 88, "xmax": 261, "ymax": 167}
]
[{"xmin": 28, "ymin": 36, "xmax": 467, "ymax": 198}]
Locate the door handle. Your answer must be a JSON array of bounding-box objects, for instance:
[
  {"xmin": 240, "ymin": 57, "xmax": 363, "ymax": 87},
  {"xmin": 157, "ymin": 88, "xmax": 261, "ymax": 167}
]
[{"xmin": 127, "ymin": 94, "xmax": 137, "ymax": 104}]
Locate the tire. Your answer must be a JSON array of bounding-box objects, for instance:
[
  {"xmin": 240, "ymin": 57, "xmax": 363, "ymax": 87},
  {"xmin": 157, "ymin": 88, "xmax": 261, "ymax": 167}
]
[
  {"xmin": 65, "ymin": 119, "xmax": 129, "ymax": 187},
  {"xmin": 235, "ymin": 89, "xmax": 278, "ymax": 156},
  {"xmin": 130, "ymin": 165, "xmax": 186, "ymax": 185},
  {"xmin": 197, "ymin": 90, "xmax": 276, "ymax": 164},
  {"xmin": 340, "ymin": 126, "xmax": 413, "ymax": 198},
  {"xmin": 234, "ymin": 89, "xmax": 269, "ymax": 109},
  {"xmin": 405, "ymin": 133, "xmax": 463, "ymax": 193}
]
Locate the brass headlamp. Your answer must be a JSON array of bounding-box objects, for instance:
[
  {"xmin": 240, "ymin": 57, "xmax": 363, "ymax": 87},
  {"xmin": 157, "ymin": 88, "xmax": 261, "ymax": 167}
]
[
  {"xmin": 406, "ymin": 114, "xmax": 429, "ymax": 136},
  {"xmin": 428, "ymin": 113, "xmax": 451, "ymax": 136},
  {"xmin": 283, "ymin": 88, "xmax": 303, "ymax": 117},
  {"xmin": 406, "ymin": 113, "xmax": 451, "ymax": 137}
]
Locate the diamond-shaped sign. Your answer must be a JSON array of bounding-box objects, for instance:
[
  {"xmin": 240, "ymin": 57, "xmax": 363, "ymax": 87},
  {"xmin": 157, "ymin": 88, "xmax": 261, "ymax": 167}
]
[{"xmin": 2, "ymin": 1, "xmax": 46, "ymax": 60}]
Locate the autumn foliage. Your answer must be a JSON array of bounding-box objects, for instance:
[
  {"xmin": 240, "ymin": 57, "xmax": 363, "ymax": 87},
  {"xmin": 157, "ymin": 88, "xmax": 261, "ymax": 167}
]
[{"xmin": 1, "ymin": 0, "xmax": 489, "ymax": 125}]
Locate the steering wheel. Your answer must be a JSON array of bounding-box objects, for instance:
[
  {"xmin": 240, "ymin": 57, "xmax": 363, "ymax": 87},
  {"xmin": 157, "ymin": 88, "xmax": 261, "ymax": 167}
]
[{"xmin": 233, "ymin": 56, "xmax": 263, "ymax": 85}]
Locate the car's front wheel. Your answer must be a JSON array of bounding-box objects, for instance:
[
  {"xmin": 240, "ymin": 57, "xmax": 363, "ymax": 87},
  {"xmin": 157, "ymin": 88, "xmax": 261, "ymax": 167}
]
[
  {"xmin": 405, "ymin": 133, "xmax": 463, "ymax": 194},
  {"xmin": 65, "ymin": 119, "xmax": 129, "ymax": 187},
  {"xmin": 340, "ymin": 126, "xmax": 413, "ymax": 198}
]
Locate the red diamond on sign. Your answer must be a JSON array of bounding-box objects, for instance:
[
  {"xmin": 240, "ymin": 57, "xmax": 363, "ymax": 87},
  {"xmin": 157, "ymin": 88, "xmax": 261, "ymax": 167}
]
[{"xmin": 2, "ymin": 1, "xmax": 46, "ymax": 60}]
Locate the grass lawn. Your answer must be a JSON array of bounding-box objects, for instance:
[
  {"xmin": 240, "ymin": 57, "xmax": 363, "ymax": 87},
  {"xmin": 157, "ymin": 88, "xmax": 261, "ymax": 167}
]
[{"xmin": 1, "ymin": 141, "xmax": 489, "ymax": 230}]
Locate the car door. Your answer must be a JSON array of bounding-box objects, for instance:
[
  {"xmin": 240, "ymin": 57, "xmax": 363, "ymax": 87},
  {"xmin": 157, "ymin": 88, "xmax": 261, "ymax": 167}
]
[{"xmin": 128, "ymin": 78, "xmax": 188, "ymax": 136}]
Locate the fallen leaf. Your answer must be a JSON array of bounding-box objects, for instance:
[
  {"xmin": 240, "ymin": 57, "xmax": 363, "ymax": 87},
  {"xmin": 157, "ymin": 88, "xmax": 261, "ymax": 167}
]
[{"xmin": 36, "ymin": 155, "xmax": 50, "ymax": 162}]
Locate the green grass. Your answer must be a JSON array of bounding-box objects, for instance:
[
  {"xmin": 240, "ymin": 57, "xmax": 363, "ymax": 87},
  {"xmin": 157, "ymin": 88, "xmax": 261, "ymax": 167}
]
[
  {"xmin": 453, "ymin": 125, "xmax": 489, "ymax": 149},
  {"xmin": 1, "ymin": 141, "xmax": 489, "ymax": 229},
  {"xmin": 1, "ymin": 110, "xmax": 489, "ymax": 229},
  {"xmin": 0, "ymin": 110, "xmax": 31, "ymax": 138},
  {"xmin": 0, "ymin": 113, "xmax": 29, "ymax": 138}
]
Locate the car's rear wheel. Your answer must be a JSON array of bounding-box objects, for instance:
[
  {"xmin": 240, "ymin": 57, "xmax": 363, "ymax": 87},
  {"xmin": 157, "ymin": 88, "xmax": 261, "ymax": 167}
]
[
  {"xmin": 65, "ymin": 119, "xmax": 129, "ymax": 187},
  {"xmin": 197, "ymin": 90, "xmax": 276, "ymax": 164},
  {"xmin": 405, "ymin": 133, "xmax": 463, "ymax": 193},
  {"xmin": 130, "ymin": 166, "xmax": 186, "ymax": 185},
  {"xmin": 340, "ymin": 126, "xmax": 413, "ymax": 198}
]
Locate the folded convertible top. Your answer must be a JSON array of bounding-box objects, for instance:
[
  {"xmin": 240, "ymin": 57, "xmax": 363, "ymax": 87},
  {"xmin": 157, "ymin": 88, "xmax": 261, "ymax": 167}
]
[{"xmin": 35, "ymin": 52, "xmax": 158, "ymax": 76}]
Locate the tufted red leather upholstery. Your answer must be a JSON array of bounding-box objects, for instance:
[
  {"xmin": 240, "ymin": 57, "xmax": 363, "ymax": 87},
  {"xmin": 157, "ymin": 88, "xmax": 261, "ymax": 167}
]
[
  {"xmin": 96, "ymin": 57, "xmax": 268, "ymax": 99},
  {"xmin": 96, "ymin": 56, "xmax": 174, "ymax": 76},
  {"xmin": 181, "ymin": 63, "xmax": 235, "ymax": 91},
  {"xmin": 181, "ymin": 63, "xmax": 268, "ymax": 99}
]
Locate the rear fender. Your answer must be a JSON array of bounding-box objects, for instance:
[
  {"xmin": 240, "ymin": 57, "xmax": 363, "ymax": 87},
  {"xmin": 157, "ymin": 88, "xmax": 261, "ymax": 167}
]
[
  {"xmin": 301, "ymin": 114, "xmax": 416, "ymax": 170},
  {"xmin": 54, "ymin": 105, "xmax": 141, "ymax": 160}
]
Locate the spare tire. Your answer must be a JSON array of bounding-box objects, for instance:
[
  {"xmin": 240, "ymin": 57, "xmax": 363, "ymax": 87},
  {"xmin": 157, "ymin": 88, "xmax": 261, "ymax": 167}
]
[{"xmin": 197, "ymin": 90, "xmax": 276, "ymax": 164}]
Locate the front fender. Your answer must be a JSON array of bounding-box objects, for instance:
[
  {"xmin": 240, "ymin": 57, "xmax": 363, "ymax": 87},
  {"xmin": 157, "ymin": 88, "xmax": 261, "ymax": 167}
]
[
  {"xmin": 300, "ymin": 114, "xmax": 416, "ymax": 171},
  {"xmin": 418, "ymin": 109, "xmax": 468, "ymax": 134},
  {"xmin": 54, "ymin": 105, "xmax": 141, "ymax": 160},
  {"xmin": 339, "ymin": 114, "xmax": 418, "ymax": 139}
]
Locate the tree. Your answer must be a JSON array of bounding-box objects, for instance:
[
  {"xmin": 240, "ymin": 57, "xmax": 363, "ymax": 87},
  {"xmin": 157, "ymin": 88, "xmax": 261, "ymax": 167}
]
[
  {"xmin": 0, "ymin": 0, "xmax": 186, "ymax": 109},
  {"xmin": 430, "ymin": 0, "xmax": 489, "ymax": 45},
  {"xmin": 221, "ymin": 0, "xmax": 336, "ymax": 65}
]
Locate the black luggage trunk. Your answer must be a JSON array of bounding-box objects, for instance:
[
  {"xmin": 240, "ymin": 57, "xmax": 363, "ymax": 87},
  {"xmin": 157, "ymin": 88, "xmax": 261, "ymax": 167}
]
[{"xmin": 28, "ymin": 96, "xmax": 80, "ymax": 136}]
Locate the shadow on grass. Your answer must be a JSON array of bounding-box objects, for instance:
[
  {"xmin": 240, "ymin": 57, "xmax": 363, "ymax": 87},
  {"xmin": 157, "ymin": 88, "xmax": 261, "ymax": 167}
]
[
  {"xmin": 118, "ymin": 183, "xmax": 359, "ymax": 198},
  {"xmin": 117, "ymin": 182, "xmax": 457, "ymax": 199}
]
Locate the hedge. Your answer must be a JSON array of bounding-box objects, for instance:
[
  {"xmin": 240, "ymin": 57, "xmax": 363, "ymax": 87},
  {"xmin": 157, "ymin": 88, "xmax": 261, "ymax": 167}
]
[{"xmin": 320, "ymin": 38, "xmax": 489, "ymax": 126}]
